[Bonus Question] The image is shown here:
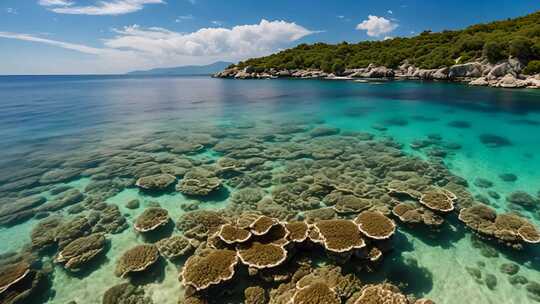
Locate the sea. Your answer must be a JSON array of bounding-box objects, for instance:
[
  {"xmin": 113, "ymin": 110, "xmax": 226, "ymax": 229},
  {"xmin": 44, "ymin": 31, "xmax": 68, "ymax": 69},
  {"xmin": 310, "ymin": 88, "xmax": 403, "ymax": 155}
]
[{"xmin": 0, "ymin": 75, "xmax": 539, "ymax": 304}]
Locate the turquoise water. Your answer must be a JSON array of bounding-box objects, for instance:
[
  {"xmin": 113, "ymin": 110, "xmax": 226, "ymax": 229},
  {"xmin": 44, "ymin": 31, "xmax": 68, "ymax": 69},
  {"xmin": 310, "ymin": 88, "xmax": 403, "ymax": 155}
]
[{"xmin": 0, "ymin": 76, "xmax": 539, "ymax": 303}]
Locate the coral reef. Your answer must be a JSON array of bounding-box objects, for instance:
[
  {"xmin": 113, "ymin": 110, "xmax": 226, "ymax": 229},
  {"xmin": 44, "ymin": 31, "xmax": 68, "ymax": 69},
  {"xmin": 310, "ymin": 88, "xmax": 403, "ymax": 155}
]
[
  {"xmin": 115, "ymin": 244, "xmax": 160, "ymax": 278},
  {"xmin": 55, "ymin": 233, "xmax": 106, "ymax": 271},
  {"xmin": 136, "ymin": 174, "xmax": 177, "ymax": 191},
  {"xmin": 134, "ymin": 207, "xmax": 170, "ymax": 233},
  {"xmin": 180, "ymin": 249, "xmax": 238, "ymax": 291}
]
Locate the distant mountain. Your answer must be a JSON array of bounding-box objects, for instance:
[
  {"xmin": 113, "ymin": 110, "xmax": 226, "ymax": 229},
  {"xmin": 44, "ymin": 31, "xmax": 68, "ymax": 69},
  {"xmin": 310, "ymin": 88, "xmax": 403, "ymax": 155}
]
[{"xmin": 127, "ymin": 61, "xmax": 233, "ymax": 76}]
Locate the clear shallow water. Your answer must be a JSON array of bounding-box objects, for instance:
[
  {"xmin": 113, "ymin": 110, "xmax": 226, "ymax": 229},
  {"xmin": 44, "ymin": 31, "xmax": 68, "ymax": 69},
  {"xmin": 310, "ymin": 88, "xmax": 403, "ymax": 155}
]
[{"xmin": 0, "ymin": 76, "xmax": 540, "ymax": 304}]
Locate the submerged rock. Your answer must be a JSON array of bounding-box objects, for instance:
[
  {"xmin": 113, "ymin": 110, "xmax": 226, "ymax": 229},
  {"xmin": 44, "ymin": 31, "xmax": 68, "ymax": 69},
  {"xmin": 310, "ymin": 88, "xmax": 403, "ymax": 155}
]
[
  {"xmin": 509, "ymin": 275, "xmax": 528, "ymax": 285},
  {"xmin": 177, "ymin": 168, "xmax": 221, "ymax": 196},
  {"xmin": 102, "ymin": 283, "xmax": 153, "ymax": 304},
  {"xmin": 479, "ymin": 134, "xmax": 512, "ymax": 148},
  {"xmin": 506, "ymin": 191, "xmax": 538, "ymax": 210},
  {"xmin": 39, "ymin": 189, "xmax": 84, "ymax": 212},
  {"xmin": 526, "ymin": 281, "xmax": 540, "ymax": 302},
  {"xmin": 126, "ymin": 199, "xmax": 140, "ymax": 210},
  {"xmin": 484, "ymin": 274, "xmax": 497, "ymax": 290},
  {"xmin": 474, "ymin": 178, "xmax": 494, "ymax": 188},
  {"xmin": 499, "ymin": 263, "xmax": 519, "ymax": 275},
  {"xmin": 499, "ymin": 173, "xmax": 518, "ymax": 182},
  {"xmin": 309, "ymin": 126, "xmax": 340, "ymax": 137},
  {"xmin": 135, "ymin": 174, "xmax": 176, "ymax": 191},
  {"xmin": 39, "ymin": 168, "xmax": 81, "ymax": 184},
  {"xmin": 244, "ymin": 286, "xmax": 266, "ymax": 304}
]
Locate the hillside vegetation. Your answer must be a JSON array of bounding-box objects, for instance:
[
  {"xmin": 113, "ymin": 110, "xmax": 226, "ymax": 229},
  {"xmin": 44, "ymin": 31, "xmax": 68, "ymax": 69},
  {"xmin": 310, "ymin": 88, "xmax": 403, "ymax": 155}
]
[{"xmin": 234, "ymin": 11, "xmax": 540, "ymax": 75}]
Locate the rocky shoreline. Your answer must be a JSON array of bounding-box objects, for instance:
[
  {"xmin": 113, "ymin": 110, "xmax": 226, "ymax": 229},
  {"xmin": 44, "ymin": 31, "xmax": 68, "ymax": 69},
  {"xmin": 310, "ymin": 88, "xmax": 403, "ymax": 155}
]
[{"xmin": 214, "ymin": 58, "xmax": 540, "ymax": 89}]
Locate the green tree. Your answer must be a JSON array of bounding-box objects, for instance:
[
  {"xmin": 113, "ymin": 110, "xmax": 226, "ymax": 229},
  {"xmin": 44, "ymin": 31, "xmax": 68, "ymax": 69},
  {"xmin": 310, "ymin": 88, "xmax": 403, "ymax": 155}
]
[
  {"xmin": 509, "ymin": 37, "xmax": 533, "ymax": 61},
  {"xmin": 320, "ymin": 61, "xmax": 332, "ymax": 73},
  {"xmin": 483, "ymin": 41, "xmax": 506, "ymax": 63},
  {"xmin": 332, "ymin": 59, "xmax": 345, "ymax": 74},
  {"xmin": 523, "ymin": 60, "xmax": 540, "ymax": 75}
]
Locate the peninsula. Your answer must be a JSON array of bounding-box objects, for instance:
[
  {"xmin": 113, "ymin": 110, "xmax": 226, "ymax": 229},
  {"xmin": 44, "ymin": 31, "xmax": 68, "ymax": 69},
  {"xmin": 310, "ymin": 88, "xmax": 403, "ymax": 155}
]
[{"xmin": 215, "ymin": 12, "xmax": 540, "ymax": 89}]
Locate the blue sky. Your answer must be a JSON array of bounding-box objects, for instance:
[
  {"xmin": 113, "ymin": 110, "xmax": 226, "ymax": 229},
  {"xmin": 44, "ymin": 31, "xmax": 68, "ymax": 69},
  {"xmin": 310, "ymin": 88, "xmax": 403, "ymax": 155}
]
[{"xmin": 0, "ymin": 0, "xmax": 539, "ymax": 74}]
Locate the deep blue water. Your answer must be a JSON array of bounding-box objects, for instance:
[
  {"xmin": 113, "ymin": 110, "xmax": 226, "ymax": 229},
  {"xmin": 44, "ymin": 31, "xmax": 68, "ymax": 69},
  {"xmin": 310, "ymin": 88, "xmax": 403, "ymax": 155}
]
[{"xmin": 0, "ymin": 75, "xmax": 539, "ymax": 304}]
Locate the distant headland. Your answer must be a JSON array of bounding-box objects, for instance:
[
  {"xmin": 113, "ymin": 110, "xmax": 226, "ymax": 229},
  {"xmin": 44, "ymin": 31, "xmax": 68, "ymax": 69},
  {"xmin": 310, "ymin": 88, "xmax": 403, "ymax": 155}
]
[
  {"xmin": 215, "ymin": 12, "xmax": 540, "ymax": 89},
  {"xmin": 128, "ymin": 61, "xmax": 233, "ymax": 76}
]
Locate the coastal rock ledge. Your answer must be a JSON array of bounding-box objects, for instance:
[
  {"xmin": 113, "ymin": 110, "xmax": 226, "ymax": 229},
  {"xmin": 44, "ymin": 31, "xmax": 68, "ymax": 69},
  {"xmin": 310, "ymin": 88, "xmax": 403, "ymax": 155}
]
[{"xmin": 213, "ymin": 59, "xmax": 540, "ymax": 89}]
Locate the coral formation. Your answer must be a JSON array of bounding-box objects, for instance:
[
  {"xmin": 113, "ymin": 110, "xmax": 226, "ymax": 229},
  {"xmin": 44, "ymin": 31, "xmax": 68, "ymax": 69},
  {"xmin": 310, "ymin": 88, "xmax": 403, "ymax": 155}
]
[
  {"xmin": 177, "ymin": 168, "xmax": 221, "ymax": 196},
  {"xmin": 459, "ymin": 204, "xmax": 540, "ymax": 246},
  {"xmin": 285, "ymin": 221, "xmax": 310, "ymax": 243},
  {"xmin": 291, "ymin": 282, "xmax": 340, "ymax": 304},
  {"xmin": 217, "ymin": 224, "xmax": 252, "ymax": 244},
  {"xmin": 0, "ymin": 262, "xmax": 30, "ymax": 294},
  {"xmin": 55, "ymin": 233, "xmax": 106, "ymax": 271},
  {"xmin": 180, "ymin": 249, "xmax": 238, "ymax": 291},
  {"xmin": 237, "ymin": 242, "xmax": 288, "ymax": 269},
  {"xmin": 355, "ymin": 211, "xmax": 396, "ymax": 240},
  {"xmin": 156, "ymin": 235, "xmax": 196, "ymax": 259},
  {"xmin": 134, "ymin": 207, "xmax": 170, "ymax": 233},
  {"xmin": 135, "ymin": 174, "xmax": 177, "ymax": 191},
  {"xmin": 419, "ymin": 190, "xmax": 456, "ymax": 212},
  {"xmin": 352, "ymin": 283, "xmax": 409, "ymax": 304},
  {"xmin": 313, "ymin": 219, "xmax": 366, "ymax": 253},
  {"xmin": 115, "ymin": 244, "xmax": 160, "ymax": 278}
]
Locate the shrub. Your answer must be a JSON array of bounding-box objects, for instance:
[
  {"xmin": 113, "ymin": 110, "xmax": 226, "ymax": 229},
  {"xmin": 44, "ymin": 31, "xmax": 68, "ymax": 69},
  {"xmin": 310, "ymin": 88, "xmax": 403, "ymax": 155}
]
[
  {"xmin": 523, "ymin": 60, "xmax": 540, "ymax": 75},
  {"xmin": 483, "ymin": 41, "xmax": 506, "ymax": 63},
  {"xmin": 509, "ymin": 37, "xmax": 533, "ymax": 60},
  {"xmin": 332, "ymin": 59, "xmax": 345, "ymax": 74}
]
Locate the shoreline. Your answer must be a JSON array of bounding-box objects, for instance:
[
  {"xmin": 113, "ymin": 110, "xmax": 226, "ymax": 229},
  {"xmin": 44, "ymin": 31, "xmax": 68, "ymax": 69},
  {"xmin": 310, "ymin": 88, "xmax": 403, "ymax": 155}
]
[{"xmin": 214, "ymin": 59, "xmax": 540, "ymax": 89}]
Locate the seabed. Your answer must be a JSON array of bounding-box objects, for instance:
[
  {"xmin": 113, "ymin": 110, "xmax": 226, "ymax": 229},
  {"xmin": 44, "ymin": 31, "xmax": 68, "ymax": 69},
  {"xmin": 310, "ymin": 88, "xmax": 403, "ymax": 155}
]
[{"xmin": 0, "ymin": 77, "xmax": 539, "ymax": 304}]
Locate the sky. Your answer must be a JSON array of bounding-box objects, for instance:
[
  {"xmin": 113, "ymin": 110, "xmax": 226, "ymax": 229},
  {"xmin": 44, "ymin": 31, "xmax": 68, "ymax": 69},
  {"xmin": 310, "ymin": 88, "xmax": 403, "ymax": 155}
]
[{"xmin": 0, "ymin": 0, "xmax": 539, "ymax": 75}]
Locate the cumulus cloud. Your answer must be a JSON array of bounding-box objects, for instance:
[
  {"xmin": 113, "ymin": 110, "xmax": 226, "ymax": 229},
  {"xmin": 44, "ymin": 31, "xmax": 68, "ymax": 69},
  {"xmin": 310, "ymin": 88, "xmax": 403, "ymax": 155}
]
[
  {"xmin": 0, "ymin": 20, "xmax": 315, "ymax": 73},
  {"xmin": 356, "ymin": 15, "xmax": 398, "ymax": 37},
  {"xmin": 39, "ymin": 0, "xmax": 164, "ymax": 15},
  {"xmin": 104, "ymin": 20, "xmax": 314, "ymax": 58}
]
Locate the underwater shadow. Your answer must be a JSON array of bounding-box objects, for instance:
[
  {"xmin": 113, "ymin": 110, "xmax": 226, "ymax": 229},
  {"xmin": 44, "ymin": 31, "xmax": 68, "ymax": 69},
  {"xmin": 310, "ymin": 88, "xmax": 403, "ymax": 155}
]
[
  {"xmin": 362, "ymin": 231, "xmax": 434, "ymax": 297},
  {"xmin": 483, "ymin": 239, "xmax": 540, "ymax": 272},
  {"xmin": 137, "ymin": 186, "xmax": 177, "ymax": 198},
  {"xmin": 129, "ymin": 257, "xmax": 167, "ymax": 286},
  {"xmin": 24, "ymin": 271, "xmax": 54, "ymax": 304},
  {"xmin": 140, "ymin": 220, "xmax": 175, "ymax": 243},
  {"xmin": 398, "ymin": 215, "xmax": 467, "ymax": 250},
  {"xmin": 184, "ymin": 186, "xmax": 230, "ymax": 203}
]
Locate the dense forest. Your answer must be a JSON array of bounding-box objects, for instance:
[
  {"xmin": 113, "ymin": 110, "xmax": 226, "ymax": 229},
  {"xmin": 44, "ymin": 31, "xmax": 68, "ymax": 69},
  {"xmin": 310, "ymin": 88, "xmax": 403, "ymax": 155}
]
[{"xmin": 234, "ymin": 11, "xmax": 540, "ymax": 75}]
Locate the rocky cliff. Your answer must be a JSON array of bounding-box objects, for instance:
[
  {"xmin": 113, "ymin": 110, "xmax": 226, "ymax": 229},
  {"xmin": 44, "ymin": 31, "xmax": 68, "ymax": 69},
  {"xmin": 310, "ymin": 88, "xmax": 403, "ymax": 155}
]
[{"xmin": 214, "ymin": 58, "xmax": 540, "ymax": 89}]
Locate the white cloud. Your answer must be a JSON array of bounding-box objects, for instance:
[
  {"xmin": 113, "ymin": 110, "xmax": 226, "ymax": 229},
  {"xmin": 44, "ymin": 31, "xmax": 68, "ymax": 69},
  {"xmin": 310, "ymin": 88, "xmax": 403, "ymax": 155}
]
[
  {"xmin": 38, "ymin": 0, "xmax": 73, "ymax": 6},
  {"xmin": 6, "ymin": 8, "xmax": 18, "ymax": 14},
  {"xmin": 104, "ymin": 20, "xmax": 314, "ymax": 58},
  {"xmin": 387, "ymin": 10, "xmax": 393, "ymax": 15},
  {"xmin": 356, "ymin": 15, "xmax": 398, "ymax": 37},
  {"xmin": 0, "ymin": 20, "xmax": 315, "ymax": 73},
  {"xmin": 39, "ymin": 0, "xmax": 164, "ymax": 15},
  {"xmin": 211, "ymin": 20, "xmax": 223, "ymax": 26},
  {"xmin": 0, "ymin": 31, "xmax": 116, "ymax": 55},
  {"xmin": 175, "ymin": 14, "xmax": 194, "ymax": 22}
]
